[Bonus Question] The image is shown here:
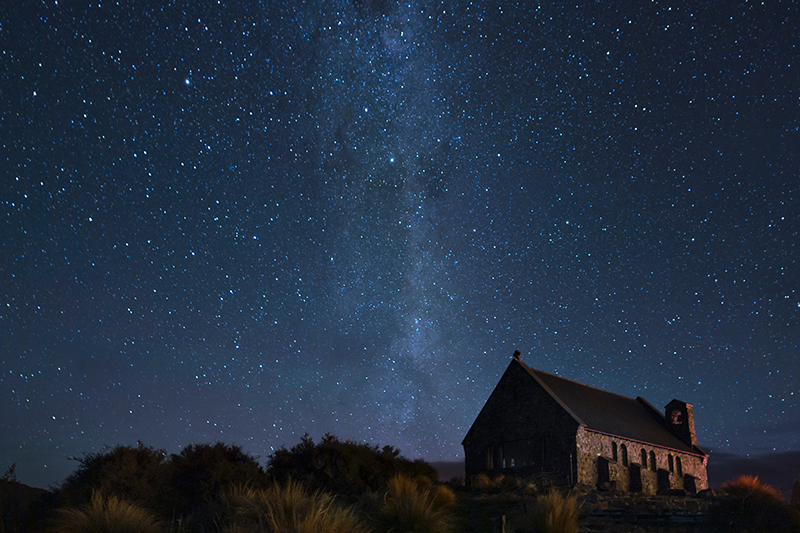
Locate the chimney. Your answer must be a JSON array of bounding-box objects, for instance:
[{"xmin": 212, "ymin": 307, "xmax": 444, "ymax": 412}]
[
  {"xmin": 664, "ymin": 399, "xmax": 697, "ymax": 447},
  {"xmin": 512, "ymin": 350, "xmax": 521, "ymax": 361}
]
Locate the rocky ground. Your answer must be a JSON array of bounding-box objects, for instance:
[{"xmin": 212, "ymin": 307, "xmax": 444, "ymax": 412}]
[{"xmin": 577, "ymin": 489, "xmax": 725, "ymax": 533}]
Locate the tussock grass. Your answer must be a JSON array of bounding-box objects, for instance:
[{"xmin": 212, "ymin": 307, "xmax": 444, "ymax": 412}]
[
  {"xmin": 52, "ymin": 490, "xmax": 164, "ymax": 533},
  {"xmin": 372, "ymin": 474, "xmax": 454, "ymax": 533},
  {"xmin": 721, "ymin": 475, "xmax": 783, "ymax": 501},
  {"xmin": 473, "ymin": 474, "xmax": 493, "ymax": 490},
  {"xmin": 222, "ymin": 481, "xmax": 369, "ymax": 533},
  {"xmin": 511, "ymin": 490, "xmax": 578, "ymax": 533},
  {"xmin": 431, "ymin": 485, "xmax": 457, "ymax": 510},
  {"xmin": 709, "ymin": 475, "xmax": 800, "ymax": 533}
]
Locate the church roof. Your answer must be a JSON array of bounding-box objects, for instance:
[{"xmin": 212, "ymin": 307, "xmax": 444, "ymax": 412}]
[{"xmin": 517, "ymin": 359, "xmax": 705, "ymax": 456}]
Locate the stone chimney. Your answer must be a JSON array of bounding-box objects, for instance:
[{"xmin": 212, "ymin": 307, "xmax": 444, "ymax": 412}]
[{"xmin": 664, "ymin": 399, "xmax": 697, "ymax": 447}]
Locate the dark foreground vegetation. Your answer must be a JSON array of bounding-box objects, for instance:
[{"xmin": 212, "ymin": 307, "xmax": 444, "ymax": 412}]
[{"xmin": 2, "ymin": 439, "xmax": 800, "ymax": 533}]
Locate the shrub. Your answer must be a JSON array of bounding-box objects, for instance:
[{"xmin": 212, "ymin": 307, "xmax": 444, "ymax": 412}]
[
  {"xmin": 55, "ymin": 442, "xmax": 170, "ymax": 514},
  {"xmin": 222, "ymin": 481, "xmax": 369, "ymax": 533},
  {"xmin": 371, "ymin": 474, "xmax": 453, "ymax": 533},
  {"xmin": 53, "ymin": 490, "xmax": 164, "ymax": 533},
  {"xmin": 266, "ymin": 434, "xmax": 437, "ymax": 498},
  {"xmin": 170, "ymin": 442, "xmax": 268, "ymax": 524},
  {"xmin": 512, "ymin": 490, "xmax": 578, "ymax": 533},
  {"xmin": 708, "ymin": 475, "xmax": 800, "ymax": 533}
]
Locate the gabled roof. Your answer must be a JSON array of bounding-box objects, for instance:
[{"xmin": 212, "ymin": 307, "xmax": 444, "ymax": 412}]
[{"xmin": 517, "ymin": 359, "xmax": 706, "ymax": 456}]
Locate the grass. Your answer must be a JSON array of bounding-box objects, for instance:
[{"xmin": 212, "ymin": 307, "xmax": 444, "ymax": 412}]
[
  {"xmin": 708, "ymin": 475, "xmax": 800, "ymax": 533},
  {"xmin": 222, "ymin": 481, "xmax": 369, "ymax": 533},
  {"xmin": 52, "ymin": 490, "xmax": 164, "ymax": 533},
  {"xmin": 371, "ymin": 474, "xmax": 455, "ymax": 533},
  {"xmin": 511, "ymin": 490, "xmax": 579, "ymax": 533},
  {"xmin": 473, "ymin": 474, "xmax": 493, "ymax": 490},
  {"xmin": 721, "ymin": 475, "xmax": 783, "ymax": 501}
]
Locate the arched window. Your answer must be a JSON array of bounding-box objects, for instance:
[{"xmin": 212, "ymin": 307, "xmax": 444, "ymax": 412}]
[
  {"xmin": 668, "ymin": 455, "xmax": 674, "ymax": 473},
  {"xmin": 612, "ymin": 442, "xmax": 618, "ymax": 461},
  {"xmin": 676, "ymin": 456, "xmax": 683, "ymax": 477},
  {"xmin": 649, "ymin": 451, "xmax": 657, "ymax": 471},
  {"xmin": 641, "ymin": 448, "xmax": 647, "ymax": 466},
  {"xmin": 620, "ymin": 444, "xmax": 628, "ymax": 466}
]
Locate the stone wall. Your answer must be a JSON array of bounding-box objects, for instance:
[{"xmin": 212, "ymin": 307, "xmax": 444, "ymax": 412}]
[
  {"xmin": 463, "ymin": 361, "xmax": 580, "ymax": 480},
  {"xmin": 575, "ymin": 429, "xmax": 708, "ymax": 494}
]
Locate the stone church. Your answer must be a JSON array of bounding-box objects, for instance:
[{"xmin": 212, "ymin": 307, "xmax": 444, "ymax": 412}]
[{"xmin": 462, "ymin": 351, "xmax": 709, "ymax": 494}]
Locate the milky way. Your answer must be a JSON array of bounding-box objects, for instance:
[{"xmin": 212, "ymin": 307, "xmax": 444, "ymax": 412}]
[{"xmin": 2, "ymin": 1, "xmax": 798, "ymax": 489}]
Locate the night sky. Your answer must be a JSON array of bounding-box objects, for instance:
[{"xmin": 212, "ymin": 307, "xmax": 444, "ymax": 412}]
[{"xmin": 2, "ymin": 1, "xmax": 798, "ymax": 490}]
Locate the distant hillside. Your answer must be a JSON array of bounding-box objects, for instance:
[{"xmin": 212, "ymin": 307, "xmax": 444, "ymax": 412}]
[
  {"xmin": 430, "ymin": 461, "xmax": 464, "ymax": 482},
  {"xmin": 707, "ymin": 450, "xmax": 800, "ymax": 500},
  {"xmin": 1, "ymin": 479, "xmax": 53, "ymax": 532}
]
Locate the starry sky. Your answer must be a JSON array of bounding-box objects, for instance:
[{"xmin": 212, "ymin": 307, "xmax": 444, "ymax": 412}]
[{"xmin": 2, "ymin": 1, "xmax": 798, "ymax": 490}]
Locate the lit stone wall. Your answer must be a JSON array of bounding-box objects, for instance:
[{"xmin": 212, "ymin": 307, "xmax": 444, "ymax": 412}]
[{"xmin": 575, "ymin": 428, "xmax": 708, "ymax": 494}]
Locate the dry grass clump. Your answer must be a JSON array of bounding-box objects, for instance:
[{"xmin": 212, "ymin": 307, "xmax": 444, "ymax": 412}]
[
  {"xmin": 709, "ymin": 475, "xmax": 800, "ymax": 533},
  {"xmin": 222, "ymin": 481, "xmax": 369, "ymax": 533},
  {"xmin": 473, "ymin": 473, "xmax": 493, "ymax": 490},
  {"xmin": 721, "ymin": 475, "xmax": 783, "ymax": 501},
  {"xmin": 52, "ymin": 490, "xmax": 164, "ymax": 533},
  {"xmin": 511, "ymin": 490, "xmax": 578, "ymax": 533},
  {"xmin": 372, "ymin": 474, "xmax": 454, "ymax": 533},
  {"xmin": 431, "ymin": 485, "xmax": 457, "ymax": 509}
]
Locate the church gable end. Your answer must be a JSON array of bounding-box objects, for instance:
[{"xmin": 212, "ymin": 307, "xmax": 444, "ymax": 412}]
[{"xmin": 462, "ymin": 354, "xmax": 580, "ymax": 478}]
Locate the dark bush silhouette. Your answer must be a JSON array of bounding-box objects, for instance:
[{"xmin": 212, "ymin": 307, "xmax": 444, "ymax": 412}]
[
  {"xmin": 54, "ymin": 441, "xmax": 268, "ymax": 526},
  {"xmin": 169, "ymin": 441, "xmax": 268, "ymax": 522},
  {"xmin": 266, "ymin": 433, "xmax": 437, "ymax": 497},
  {"xmin": 56, "ymin": 442, "xmax": 171, "ymax": 515}
]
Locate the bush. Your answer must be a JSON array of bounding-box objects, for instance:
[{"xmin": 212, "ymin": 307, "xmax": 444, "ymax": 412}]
[
  {"xmin": 55, "ymin": 441, "xmax": 268, "ymax": 525},
  {"xmin": 53, "ymin": 491, "xmax": 164, "ymax": 533},
  {"xmin": 55, "ymin": 442, "xmax": 170, "ymax": 514},
  {"xmin": 707, "ymin": 475, "xmax": 800, "ymax": 533},
  {"xmin": 512, "ymin": 490, "xmax": 578, "ymax": 533},
  {"xmin": 170, "ymin": 442, "xmax": 268, "ymax": 523},
  {"xmin": 370, "ymin": 474, "xmax": 453, "ymax": 533},
  {"xmin": 266, "ymin": 434, "xmax": 437, "ymax": 498},
  {"xmin": 221, "ymin": 481, "xmax": 369, "ymax": 533}
]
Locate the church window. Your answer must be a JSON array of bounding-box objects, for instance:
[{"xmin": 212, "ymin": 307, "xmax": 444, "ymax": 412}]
[
  {"xmin": 676, "ymin": 456, "xmax": 683, "ymax": 477},
  {"xmin": 612, "ymin": 442, "xmax": 618, "ymax": 461},
  {"xmin": 649, "ymin": 451, "xmax": 657, "ymax": 471},
  {"xmin": 641, "ymin": 448, "xmax": 647, "ymax": 466},
  {"xmin": 620, "ymin": 444, "xmax": 628, "ymax": 466},
  {"xmin": 668, "ymin": 455, "xmax": 674, "ymax": 472}
]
